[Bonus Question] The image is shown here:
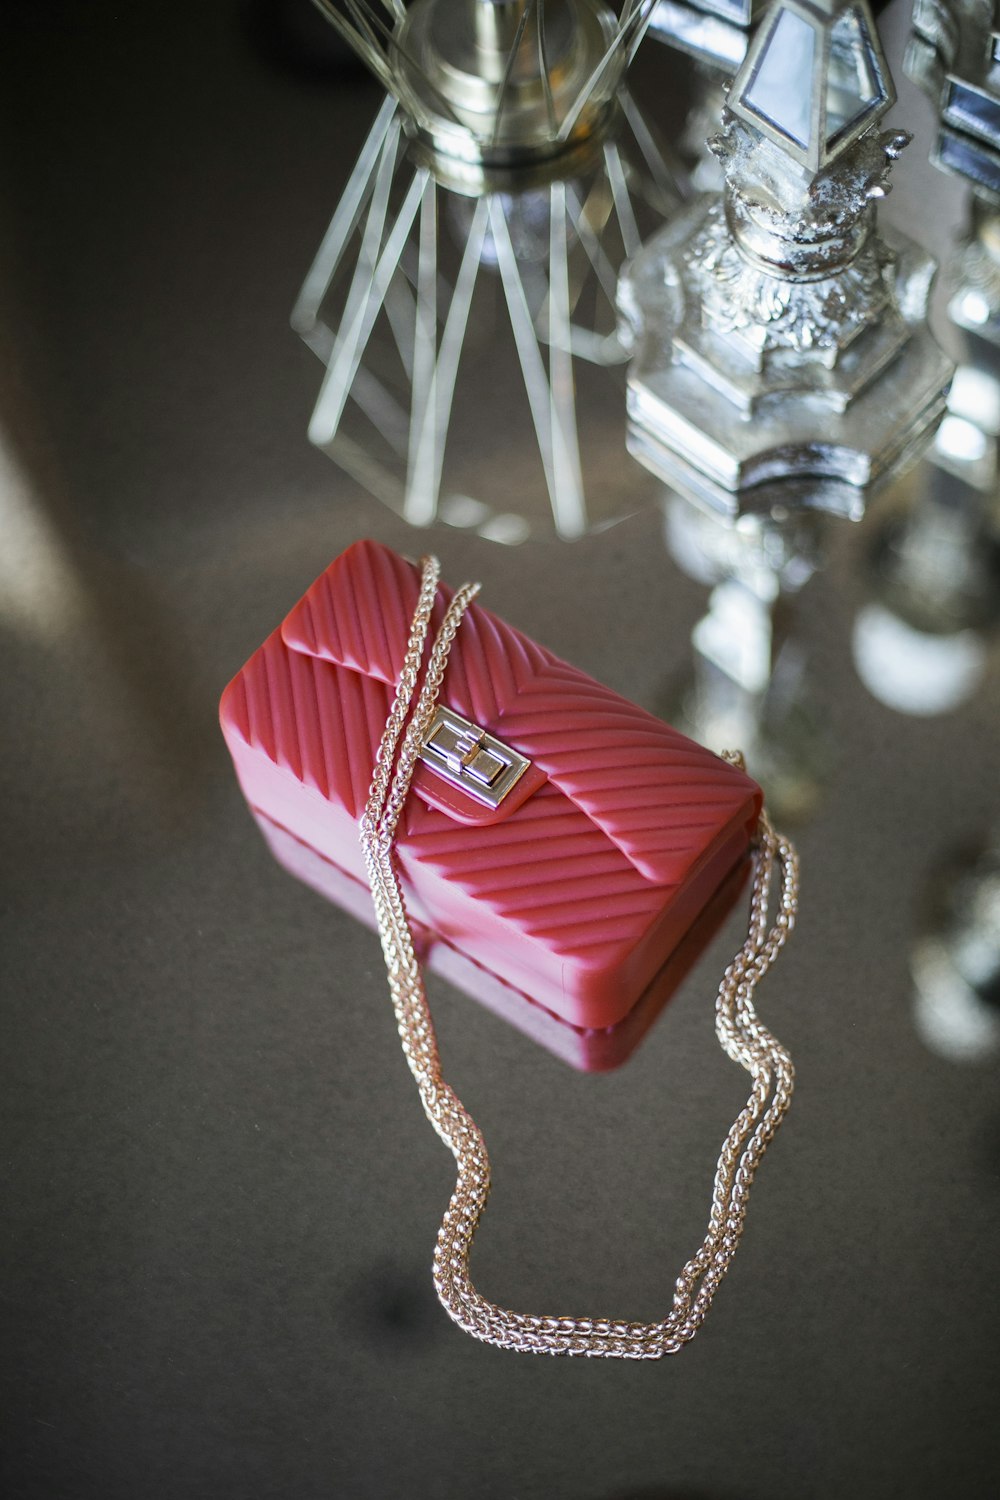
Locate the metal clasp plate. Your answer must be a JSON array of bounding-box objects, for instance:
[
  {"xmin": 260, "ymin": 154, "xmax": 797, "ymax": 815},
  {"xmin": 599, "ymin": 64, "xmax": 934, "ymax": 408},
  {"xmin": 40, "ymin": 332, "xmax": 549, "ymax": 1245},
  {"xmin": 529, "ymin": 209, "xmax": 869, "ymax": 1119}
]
[{"xmin": 419, "ymin": 706, "xmax": 530, "ymax": 810}]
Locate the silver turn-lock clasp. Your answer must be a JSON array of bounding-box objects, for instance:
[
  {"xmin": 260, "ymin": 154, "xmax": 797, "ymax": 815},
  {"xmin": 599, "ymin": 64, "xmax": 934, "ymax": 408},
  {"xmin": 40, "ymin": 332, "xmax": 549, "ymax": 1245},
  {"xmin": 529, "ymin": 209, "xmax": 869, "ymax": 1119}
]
[{"xmin": 419, "ymin": 706, "xmax": 530, "ymax": 810}]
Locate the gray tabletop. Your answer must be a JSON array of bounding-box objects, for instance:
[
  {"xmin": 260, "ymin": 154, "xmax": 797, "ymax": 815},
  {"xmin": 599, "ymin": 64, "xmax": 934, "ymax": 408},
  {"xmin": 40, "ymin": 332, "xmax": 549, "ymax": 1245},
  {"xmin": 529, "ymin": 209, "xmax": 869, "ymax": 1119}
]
[{"xmin": 3, "ymin": 4, "xmax": 999, "ymax": 1498}]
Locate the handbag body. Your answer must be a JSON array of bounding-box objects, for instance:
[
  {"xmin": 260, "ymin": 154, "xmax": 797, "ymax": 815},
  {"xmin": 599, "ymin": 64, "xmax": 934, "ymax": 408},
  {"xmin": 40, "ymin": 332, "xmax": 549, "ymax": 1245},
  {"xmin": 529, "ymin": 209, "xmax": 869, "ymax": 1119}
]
[{"xmin": 220, "ymin": 540, "xmax": 761, "ymax": 1033}]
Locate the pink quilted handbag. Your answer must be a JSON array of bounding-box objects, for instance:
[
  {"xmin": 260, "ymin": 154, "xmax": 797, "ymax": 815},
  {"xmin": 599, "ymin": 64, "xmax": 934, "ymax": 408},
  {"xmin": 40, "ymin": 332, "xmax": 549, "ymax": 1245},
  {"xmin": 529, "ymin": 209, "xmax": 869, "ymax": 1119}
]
[
  {"xmin": 220, "ymin": 541, "xmax": 798, "ymax": 1358},
  {"xmin": 221, "ymin": 539, "xmax": 761, "ymax": 1031}
]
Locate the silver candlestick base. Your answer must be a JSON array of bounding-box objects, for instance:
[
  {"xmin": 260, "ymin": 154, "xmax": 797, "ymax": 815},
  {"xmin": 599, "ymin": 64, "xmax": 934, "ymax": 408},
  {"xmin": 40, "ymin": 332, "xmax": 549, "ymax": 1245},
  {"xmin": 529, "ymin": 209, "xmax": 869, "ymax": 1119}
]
[{"xmin": 619, "ymin": 160, "xmax": 951, "ymax": 502}]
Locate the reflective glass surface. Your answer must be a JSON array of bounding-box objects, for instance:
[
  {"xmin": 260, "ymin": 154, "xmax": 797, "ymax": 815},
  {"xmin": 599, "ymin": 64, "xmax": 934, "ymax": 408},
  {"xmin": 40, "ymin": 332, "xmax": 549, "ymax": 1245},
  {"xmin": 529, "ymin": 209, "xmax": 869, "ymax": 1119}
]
[{"xmin": 2, "ymin": 4, "xmax": 999, "ymax": 1499}]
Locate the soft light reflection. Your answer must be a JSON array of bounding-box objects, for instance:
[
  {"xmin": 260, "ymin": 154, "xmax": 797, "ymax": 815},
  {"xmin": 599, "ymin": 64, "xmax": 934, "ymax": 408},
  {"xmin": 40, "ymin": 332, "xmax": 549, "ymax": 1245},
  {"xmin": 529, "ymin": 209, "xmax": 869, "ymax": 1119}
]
[
  {"xmin": 693, "ymin": 580, "xmax": 775, "ymax": 696},
  {"xmin": 0, "ymin": 424, "xmax": 86, "ymax": 642},
  {"xmin": 935, "ymin": 413, "xmax": 989, "ymax": 468},
  {"xmin": 953, "ymin": 289, "xmax": 992, "ymax": 328},
  {"xmin": 949, "ymin": 362, "xmax": 1000, "ymax": 439},
  {"xmin": 662, "ymin": 490, "xmax": 819, "ymax": 594},
  {"xmin": 439, "ymin": 493, "xmax": 532, "ymax": 545},
  {"xmin": 852, "ymin": 602, "xmax": 988, "ymax": 716},
  {"xmin": 912, "ymin": 937, "xmax": 1000, "ymax": 1062},
  {"xmin": 911, "ymin": 846, "xmax": 1000, "ymax": 1064}
]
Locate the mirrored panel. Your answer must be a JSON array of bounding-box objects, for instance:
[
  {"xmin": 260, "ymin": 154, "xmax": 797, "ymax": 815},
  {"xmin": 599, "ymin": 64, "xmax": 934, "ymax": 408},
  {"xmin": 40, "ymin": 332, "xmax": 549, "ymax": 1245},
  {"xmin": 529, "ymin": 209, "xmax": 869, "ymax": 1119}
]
[{"xmin": 743, "ymin": 8, "xmax": 817, "ymax": 148}]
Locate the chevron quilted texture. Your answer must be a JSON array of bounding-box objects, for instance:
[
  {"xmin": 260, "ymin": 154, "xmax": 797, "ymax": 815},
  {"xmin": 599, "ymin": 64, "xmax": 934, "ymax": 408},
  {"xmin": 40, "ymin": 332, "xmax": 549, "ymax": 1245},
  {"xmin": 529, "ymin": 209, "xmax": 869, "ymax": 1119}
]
[
  {"xmin": 401, "ymin": 787, "xmax": 665, "ymax": 969},
  {"xmin": 282, "ymin": 540, "xmax": 436, "ymax": 687},
  {"xmin": 222, "ymin": 633, "xmax": 659, "ymax": 959},
  {"xmin": 221, "ymin": 540, "xmax": 761, "ymax": 1025},
  {"xmin": 222, "ymin": 628, "xmax": 393, "ymax": 821},
  {"xmin": 479, "ymin": 660, "xmax": 758, "ymax": 885},
  {"xmin": 280, "ymin": 540, "xmax": 760, "ymax": 886},
  {"xmin": 282, "ymin": 539, "xmax": 552, "ymax": 727}
]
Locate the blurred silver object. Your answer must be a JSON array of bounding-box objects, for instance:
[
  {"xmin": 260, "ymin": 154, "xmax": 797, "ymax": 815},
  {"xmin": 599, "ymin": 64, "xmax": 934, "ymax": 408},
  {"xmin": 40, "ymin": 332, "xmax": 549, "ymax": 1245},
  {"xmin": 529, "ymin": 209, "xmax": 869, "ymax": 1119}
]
[
  {"xmin": 851, "ymin": 33, "xmax": 1000, "ymax": 721},
  {"xmin": 907, "ymin": 0, "xmax": 1000, "ymax": 199},
  {"xmin": 664, "ymin": 490, "xmax": 829, "ymax": 820},
  {"xmin": 912, "ymin": 837, "xmax": 1000, "ymax": 1063},
  {"xmin": 647, "ymin": 3, "xmax": 765, "ymax": 193},
  {"xmin": 296, "ymin": 0, "xmax": 680, "ymax": 540},
  {"xmin": 619, "ymin": 0, "xmax": 953, "ymax": 517},
  {"xmin": 907, "ymin": 1, "xmax": 1000, "ymax": 342},
  {"xmin": 309, "ymin": 0, "xmax": 655, "ymax": 190},
  {"xmin": 852, "ymin": 351, "xmax": 1000, "ymax": 716},
  {"xmin": 649, "ymin": 0, "xmax": 765, "ymax": 73}
]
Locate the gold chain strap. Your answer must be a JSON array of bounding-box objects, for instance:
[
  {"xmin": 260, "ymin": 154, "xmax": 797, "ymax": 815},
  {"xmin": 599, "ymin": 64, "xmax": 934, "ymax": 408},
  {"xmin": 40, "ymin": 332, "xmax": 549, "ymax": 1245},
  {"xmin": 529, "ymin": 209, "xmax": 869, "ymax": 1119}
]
[{"xmin": 359, "ymin": 556, "xmax": 799, "ymax": 1359}]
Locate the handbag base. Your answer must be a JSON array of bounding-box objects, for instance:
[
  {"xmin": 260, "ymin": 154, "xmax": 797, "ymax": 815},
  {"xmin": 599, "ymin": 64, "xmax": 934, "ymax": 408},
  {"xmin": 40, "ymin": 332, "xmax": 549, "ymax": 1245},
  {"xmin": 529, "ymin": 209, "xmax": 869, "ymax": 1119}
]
[{"xmin": 254, "ymin": 810, "xmax": 750, "ymax": 1073}]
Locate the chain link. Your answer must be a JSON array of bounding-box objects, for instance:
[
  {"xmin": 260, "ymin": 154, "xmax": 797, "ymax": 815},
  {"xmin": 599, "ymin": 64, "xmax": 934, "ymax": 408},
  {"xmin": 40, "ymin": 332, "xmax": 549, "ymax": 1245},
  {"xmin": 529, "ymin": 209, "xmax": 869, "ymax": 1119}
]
[{"xmin": 360, "ymin": 556, "xmax": 798, "ymax": 1358}]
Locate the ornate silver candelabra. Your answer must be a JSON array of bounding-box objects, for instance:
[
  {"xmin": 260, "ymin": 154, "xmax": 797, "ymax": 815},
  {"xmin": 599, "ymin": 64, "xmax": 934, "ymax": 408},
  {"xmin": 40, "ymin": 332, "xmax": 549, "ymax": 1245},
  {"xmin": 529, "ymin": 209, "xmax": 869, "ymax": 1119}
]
[{"xmin": 619, "ymin": 0, "xmax": 953, "ymax": 518}]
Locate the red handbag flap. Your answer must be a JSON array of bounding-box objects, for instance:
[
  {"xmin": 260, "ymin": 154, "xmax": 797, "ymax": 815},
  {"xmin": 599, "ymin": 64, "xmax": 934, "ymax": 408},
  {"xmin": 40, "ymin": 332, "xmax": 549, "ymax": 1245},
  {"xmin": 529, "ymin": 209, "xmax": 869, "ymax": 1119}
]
[{"xmin": 280, "ymin": 540, "xmax": 760, "ymax": 887}]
